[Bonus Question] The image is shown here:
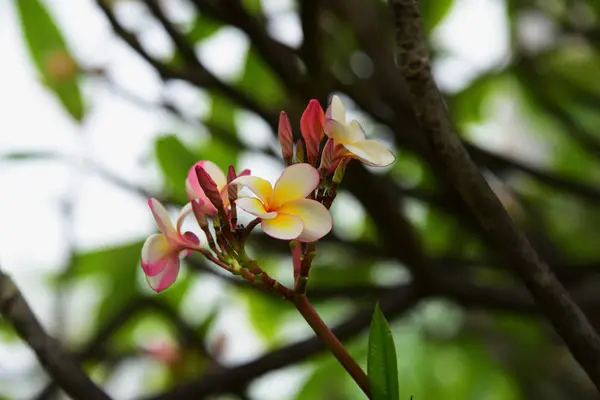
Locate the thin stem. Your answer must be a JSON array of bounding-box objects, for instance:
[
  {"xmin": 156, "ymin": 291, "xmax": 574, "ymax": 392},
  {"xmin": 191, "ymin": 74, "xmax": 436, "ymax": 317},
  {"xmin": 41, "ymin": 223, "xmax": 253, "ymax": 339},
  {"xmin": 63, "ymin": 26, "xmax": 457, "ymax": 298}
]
[
  {"xmin": 295, "ymin": 243, "xmax": 316, "ymax": 294},
  {"xmin": 294, "ymin": 295, "xmax": 371, "ymax": 398},
  {"xmin": 240, "ymin": 218, "xmax": 261, "ymax": 247},
  {"xmin": 290, "ymin": 241, "xmax": 302, "ymax": 285}
]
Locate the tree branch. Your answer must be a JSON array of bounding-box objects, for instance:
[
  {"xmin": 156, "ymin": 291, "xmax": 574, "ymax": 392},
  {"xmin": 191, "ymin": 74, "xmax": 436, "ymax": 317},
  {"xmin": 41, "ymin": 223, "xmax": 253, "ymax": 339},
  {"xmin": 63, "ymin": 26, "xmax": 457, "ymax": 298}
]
[
  {"xmin": 0, "ymin": 269, "xmax": 111, "ymax": 400},
  {"xmin": 390, "ymin": 0, "xmax": 600, "ymax": 390}
]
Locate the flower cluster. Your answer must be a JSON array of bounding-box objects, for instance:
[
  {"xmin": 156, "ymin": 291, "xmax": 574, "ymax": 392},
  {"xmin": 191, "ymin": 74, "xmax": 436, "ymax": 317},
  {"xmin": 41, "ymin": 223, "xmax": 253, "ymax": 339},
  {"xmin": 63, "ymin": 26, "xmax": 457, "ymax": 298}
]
[{"xmin": 141, "ymin": 95, "xmax": 394, "ymax": 293}]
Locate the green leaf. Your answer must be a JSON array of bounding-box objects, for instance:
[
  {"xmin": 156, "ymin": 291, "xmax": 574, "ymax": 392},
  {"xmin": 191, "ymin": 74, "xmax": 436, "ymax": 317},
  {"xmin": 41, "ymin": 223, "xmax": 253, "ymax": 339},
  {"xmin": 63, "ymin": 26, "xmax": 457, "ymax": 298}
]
[
  {"xmin": 186, "ymin": 14, "xmax": 221, "ymax": 43},
  {"xmin": 420, "ymin": 0, "xmax": 455, "ymax": 33},
  {"xmin": 237, "ymin": 47, "xmax": 285, "ymax": 109},
  {"xmin": 155, "ymin": 135, "xmax": 199, "ymax": 202},
  {"xmin": 206, "ymin": 95, "xmax": 237, "ymax": 133},
  {"xmin": 62, "ymin": 241, "xmax": 143, "ymax": 327},
  {"xmin": 237, "ymin": 286, "xmax": 289, "ymax": 344},
  {"xmin": 368, "ymin": 303, "xmax": 400, "ymax": 400},
  {"xmin": 16, "ymin": 0, "xmax": 85, "ymax": 121},
  {"xmin": 241, "ymin": 0, "xmax": 263, "ymax": 15}
]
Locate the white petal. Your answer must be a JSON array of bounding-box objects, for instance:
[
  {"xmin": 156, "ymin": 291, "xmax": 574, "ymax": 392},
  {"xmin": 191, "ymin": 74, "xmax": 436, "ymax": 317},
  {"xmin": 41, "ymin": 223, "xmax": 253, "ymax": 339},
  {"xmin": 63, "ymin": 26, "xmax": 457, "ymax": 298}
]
[{"xmin": 278, "ymin": 199, "xmax": 333, "ymax": 242}]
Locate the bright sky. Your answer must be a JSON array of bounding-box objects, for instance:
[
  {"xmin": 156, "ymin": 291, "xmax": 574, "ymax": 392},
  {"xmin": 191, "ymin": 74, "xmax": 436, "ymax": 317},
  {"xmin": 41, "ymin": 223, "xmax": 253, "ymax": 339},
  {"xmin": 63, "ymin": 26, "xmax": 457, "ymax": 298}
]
[{"xmin": 0, "ymin": 0, "xmax": 513, "ymax": 398}]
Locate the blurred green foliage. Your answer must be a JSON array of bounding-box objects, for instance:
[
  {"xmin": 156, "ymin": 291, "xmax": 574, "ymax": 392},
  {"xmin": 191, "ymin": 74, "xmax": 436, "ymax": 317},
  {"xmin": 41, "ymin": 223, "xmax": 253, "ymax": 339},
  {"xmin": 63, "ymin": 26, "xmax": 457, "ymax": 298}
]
[
  {"xmin": 6, "ymin": 0, "xmax": 600, "ymax": 399},
  {"xmin": 15, "ymin": 0, "xmax": 85, "ymax": 121}
]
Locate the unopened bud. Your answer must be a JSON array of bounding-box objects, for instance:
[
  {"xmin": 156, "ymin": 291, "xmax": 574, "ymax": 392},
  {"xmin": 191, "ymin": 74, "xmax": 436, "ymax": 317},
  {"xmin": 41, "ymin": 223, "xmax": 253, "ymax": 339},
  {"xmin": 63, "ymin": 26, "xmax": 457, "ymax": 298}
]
[
  {"xmin": 195, "ymin": 166, "xmax": 226, "ymax": 218},
  {"xmin": 295, "ymin": 140, "xmax": 305, "ymax": 164},
  {"xmin": 227, "ymin": 165, "xmax": 237, "ymax": 202},
  {"xmin": 319, "ymin": 138, "xmax": 334, "ymax": 172},
  {"xmin": 278, "ymin": 111, "xmax": 293, "ymax": 165},
  {"xmin": 300, "ymin": 100, "xmax": 325, "ymax": 166}
]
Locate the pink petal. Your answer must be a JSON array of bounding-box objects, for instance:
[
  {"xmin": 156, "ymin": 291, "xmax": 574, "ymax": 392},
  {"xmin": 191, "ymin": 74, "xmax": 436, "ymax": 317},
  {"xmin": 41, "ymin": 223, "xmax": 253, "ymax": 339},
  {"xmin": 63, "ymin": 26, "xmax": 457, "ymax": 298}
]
[
  {"xmin": 236, "ymin": 197, "xmax": 277, "ymax": 219},
  {"xmin": 148, "ymin": 198, "xmax": 175, "ymax": 235},
  {"xmin": 343, "ymin": 139, "xmax": 395, "ymax": 167},
  {"xmin": 229, "ymin": 175, "xmax": 273, "ymax": 204},
  {"xmin": 271, "ymin": 163, "xmax": 320, "ymax": 208},
  {"xmin": 141, "ymin": 234, "xmax": 173, "ymax": 276},
  {"xmin": 261, "ymin": 213, "xmax": 304, "ymax": 240},
  {"xmin": 278, "ymin": 199, "xmax": 333, "ymax": 242},
  {"xmin": 181, "ymin": 231, "xmax": 200, "ymax": 256},
  {"xmin": 146, "ymin": 254, "xmax": 180, "ymax": 292}
]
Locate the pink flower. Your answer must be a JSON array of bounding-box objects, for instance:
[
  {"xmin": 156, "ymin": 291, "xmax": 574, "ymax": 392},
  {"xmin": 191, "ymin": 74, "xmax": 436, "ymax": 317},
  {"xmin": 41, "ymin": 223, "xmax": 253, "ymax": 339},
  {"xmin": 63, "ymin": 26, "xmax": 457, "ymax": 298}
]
[
  {"xmin": 324, "ymin": 95, "xmax": 395, "ymax": 167},
  {"xmin": 186, "ymin": 161, "xmax": 249, "ymax": 216},
  {"xmin": 300, "ymin": 99, "xmax": 325, "ymax": 165},
  {"xmin": 230, "ymin": 164, "xmax": 333, "ymax": 241},
  {"xmin": 141, "ymin": 199, "xmax": 200, "ymax": 292}
]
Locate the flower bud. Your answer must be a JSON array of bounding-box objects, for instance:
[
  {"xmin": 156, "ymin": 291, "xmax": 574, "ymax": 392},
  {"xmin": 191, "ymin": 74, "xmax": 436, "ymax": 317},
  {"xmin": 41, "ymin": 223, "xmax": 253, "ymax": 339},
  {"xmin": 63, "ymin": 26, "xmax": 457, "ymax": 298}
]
[
  {"xmin": 227, "ymin": 165, "xmax": 238, "ymax": 202},
  {"xmin": 278, "ymin": 111, "xmax": 293, "ymax": 166},
  {"xmin": 319, "ymin": 138, "xmax": 334, "ymax": 172},
  {"xmin": 195, "ymin": 166, "xmax": 226, "ymax": 217},
  {"xmin": 300, "ymin": 99, "xmax": 325, "ymax": 166}
]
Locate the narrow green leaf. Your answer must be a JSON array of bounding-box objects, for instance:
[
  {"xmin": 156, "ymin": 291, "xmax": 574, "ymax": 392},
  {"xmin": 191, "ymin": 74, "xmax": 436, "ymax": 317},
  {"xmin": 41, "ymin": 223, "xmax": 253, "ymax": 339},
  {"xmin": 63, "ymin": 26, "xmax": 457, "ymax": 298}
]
[
  {"xmin": 16, "ymin": 0, "xmax": 85, "ymax": 121},
  {"xmin": 155, "ymin": 134, "xmax": 199, "ymax": 202},
  {"xmin": 368, "ymin": 303, "xmax": 400, "ymax": 400}
]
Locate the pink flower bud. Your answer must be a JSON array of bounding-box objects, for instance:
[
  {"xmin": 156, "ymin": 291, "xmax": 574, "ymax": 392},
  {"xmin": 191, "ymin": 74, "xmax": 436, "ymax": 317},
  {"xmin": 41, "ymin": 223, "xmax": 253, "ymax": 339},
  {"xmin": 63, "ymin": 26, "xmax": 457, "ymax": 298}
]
[
  {"xmin": 227, "ymin": 165, "xmax": 238, "ymax": 201},
  {"xmin": 196, "ymin": 166, "xmax": 225, "ymax": 217},
  {"xmin": 278, "ymin": 111, "xmax": 293, "ymax": 165},
  {"xmin": 300, "ymin": 99, "xmax": 325, "ymax": 166}
]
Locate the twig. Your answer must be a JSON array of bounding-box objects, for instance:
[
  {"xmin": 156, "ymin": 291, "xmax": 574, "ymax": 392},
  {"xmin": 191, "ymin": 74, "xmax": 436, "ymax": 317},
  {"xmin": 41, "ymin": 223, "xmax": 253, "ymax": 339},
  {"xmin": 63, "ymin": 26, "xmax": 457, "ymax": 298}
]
[
  {"xmin": 390, "ymin": 0, "xmax": 600, "ymax": 390},
  {"xmin": 0, "ymin": 269, "xmax": 111, "ymax": 400}
]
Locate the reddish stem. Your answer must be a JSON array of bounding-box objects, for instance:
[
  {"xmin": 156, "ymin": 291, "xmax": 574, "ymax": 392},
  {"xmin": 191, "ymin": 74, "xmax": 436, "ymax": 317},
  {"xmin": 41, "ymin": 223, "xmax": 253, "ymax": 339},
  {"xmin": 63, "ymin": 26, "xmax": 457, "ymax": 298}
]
[
  {"xmin": 294, "ymin": 296, "xmax": 371, "ymax": 398},
  {"xmin": 290, "ymin": 241, "xmax": 302, "ymax": 285}
]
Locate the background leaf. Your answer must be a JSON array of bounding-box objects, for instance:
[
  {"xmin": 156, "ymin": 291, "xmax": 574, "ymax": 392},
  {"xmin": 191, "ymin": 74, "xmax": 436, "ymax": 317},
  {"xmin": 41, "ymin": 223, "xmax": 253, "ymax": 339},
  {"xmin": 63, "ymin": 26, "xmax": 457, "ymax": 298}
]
[
  {"xmin": 155, "ymin": 134, "xmax": 199, "ymax": 202},
  {"xmin": 15, "ymin": 0, "xmax": 85, "ymax": 121}
]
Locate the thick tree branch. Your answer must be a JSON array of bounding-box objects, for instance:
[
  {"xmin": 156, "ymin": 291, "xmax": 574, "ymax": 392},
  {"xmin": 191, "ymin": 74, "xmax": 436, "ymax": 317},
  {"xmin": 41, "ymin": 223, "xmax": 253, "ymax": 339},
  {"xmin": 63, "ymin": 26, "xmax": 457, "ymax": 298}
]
[
  {"xmin": 390, "ymin": 0, "xmax": 600, "ymax": 390},
  {"xmin": 0, "ymin": 269, "xmax": 111, "ymax": 400}
]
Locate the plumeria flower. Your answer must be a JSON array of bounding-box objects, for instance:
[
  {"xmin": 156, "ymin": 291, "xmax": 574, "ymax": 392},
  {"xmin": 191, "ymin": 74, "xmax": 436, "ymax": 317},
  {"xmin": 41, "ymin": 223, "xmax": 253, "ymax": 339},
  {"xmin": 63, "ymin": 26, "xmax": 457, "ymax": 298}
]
[
  {"xmin": 324, "ymin": 95, "xmax": 395, "ymax": 167},
  {"xmin": 186, "ymin": 161, "xmax": 249, "ymax": 216},
  {"xmin": 141, "ymin": 199, "xmax": 200, "ymax": 292},
  {"xmin": 230, "ymin": 163, "xmax": 332, "ymax": 241}
]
